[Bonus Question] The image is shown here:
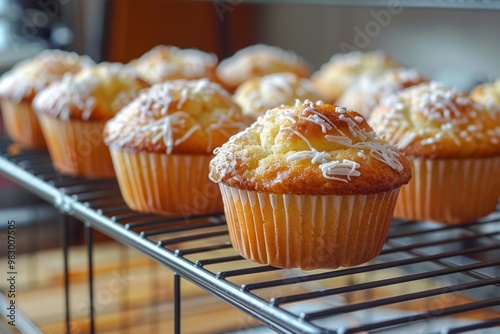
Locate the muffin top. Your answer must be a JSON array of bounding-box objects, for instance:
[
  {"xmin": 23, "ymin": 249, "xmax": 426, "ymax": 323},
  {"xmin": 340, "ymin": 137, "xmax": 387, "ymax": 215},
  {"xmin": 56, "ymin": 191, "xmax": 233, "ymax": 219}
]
[
  {"xmin": 336, "ymin": 68, "xmax": 428, "ymax": 117},
  {"xmin": 311, "ymin": 51, "xmax": 400, "ymax": 103},
  {"xmin": 33, "ymin": 62, "xmax": 148, "ymax": 122},
  {"xmin": 209, "ymin": 100, "xmax": 411, "ymax": 195},
  {"xmin": 0, "ymin": 49, "xmax": 94, "ymax": 103},
  {"xmin": 470, "ymin": 79, "xmax": 500, "ymax": 120},
  {"xmin": 234, "ymin": 72, "xmax": 323, "ymax": 118},
  {"xmin": 369, "ymin": 82, "xmax": 500, "ymax": 159},
  {"xmin": 216, "ymin": 44, "xmax": 311, "ymax": 91},
  {"xmin": 104, "ymin": 79, "xmax": 249, "ymax": 154},
  {"xmin": 131, "ymin": 45, "xmax": 218, "ymax": 84}
]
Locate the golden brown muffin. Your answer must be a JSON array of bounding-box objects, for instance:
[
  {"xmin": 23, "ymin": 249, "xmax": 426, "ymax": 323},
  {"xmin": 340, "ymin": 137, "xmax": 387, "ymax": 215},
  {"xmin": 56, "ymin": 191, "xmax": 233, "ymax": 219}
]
[
  {"xmin": 32, "ymin": 62, "xmax": 149, "ymax": 178},
  {"xmin": 216, "ymin": 44, "xmax": 311, "ymax": 92},
  {"xmin": 130, "ymin": 45, "xmax": 218, "ymax": 84},
  {"xmin": 210, "ymin": 100, "xmax": 411, "ymax": 269},
  {"xmin": 369, "ymin": 81, "xmax": 500, "ymax": 224},
  {"xmin": 233, "ymin": 72, "xmax": 323, "ymax": 118},
  {"xmin": 336, "ymin": 68, "xmax": 428, "ymax": 117},
  {"xmin": 311, "ymin": 51, "xmax": 400, "ymax": 104},
  {"xmin": 104, "ymin": 78, "xmax": 249, "ymax": 216},
  {"xmin": 470, "ymin": 79, "xmax": 500, "ymax": 121},
  {"xmin": 0, "ymin": 49, "xmax": 94, "ymax": 149}
]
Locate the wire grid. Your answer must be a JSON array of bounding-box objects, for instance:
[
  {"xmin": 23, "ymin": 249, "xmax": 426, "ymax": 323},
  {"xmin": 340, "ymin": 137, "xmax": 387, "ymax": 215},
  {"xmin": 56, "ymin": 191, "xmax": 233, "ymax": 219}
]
[{"xmin": 0, "ymin": 138, "xmax": 499, "ymax": 334}]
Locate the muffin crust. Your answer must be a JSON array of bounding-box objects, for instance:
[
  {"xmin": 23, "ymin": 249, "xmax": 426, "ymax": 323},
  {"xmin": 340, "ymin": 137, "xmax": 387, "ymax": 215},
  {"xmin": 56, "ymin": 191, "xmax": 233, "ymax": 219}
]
[
  {"xmin": 369, "ymin": 82, "xmax": 500, "ymax": 159},
  {"xmin": 210, "ymin": 100, "xmax": 411, "ymax": 195}
]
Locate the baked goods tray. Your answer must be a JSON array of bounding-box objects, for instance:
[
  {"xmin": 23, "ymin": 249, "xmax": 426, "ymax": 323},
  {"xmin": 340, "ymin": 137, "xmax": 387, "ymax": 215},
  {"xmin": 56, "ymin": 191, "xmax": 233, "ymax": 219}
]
[{"xmin": 0, "ymin": 137, "xmax": 499, "ymax": 334}]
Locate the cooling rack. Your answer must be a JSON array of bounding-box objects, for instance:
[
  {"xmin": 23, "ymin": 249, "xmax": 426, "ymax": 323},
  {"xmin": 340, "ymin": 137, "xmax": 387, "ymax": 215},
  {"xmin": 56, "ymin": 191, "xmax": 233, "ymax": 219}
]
[{"xmin": 0, "ymin": 137, "xmax": 499, "ymax": 334}]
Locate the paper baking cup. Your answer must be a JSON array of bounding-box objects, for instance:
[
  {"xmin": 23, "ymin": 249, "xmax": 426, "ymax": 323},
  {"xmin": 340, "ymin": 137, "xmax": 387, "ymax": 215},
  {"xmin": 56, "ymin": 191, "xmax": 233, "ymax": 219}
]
[
  {"xmin": 219, "ymin": 184, "xmax": 400, "ymax": 270},
  {"xmin": 1, "ymin": 100, "xmax": 46, "ymax": 150},
  {"xmin": 37, "ymin": 114, "xmax": 115, "ymax": 178},
  {"xmin": 110, "ymin": 148, "xmax": 223, "ymax": 217},
  {"xmin": 395, "ymin": 157, "xmax": 500, "ymax": 224}
]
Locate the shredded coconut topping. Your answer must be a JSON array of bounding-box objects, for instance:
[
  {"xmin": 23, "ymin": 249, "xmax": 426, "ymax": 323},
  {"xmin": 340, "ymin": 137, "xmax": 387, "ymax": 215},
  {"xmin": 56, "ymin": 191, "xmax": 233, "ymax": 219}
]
[
  {"xmin": 279, "ymin": 100, "xmax": 404, "ymax": 182},
  {"xmin": 368, "ymin": 81, "xmax": 500, "ymax": 157},
  {"xmin": 32, "ymin": 62, "xmax": 144, "ymax": 121},
  {"xmin": 105, "ymin": 79, "xmax": 248, "ymax": 154},
  {"xmin": 209, "ymin": 100, "xmax": 410, "ymax": 194}
]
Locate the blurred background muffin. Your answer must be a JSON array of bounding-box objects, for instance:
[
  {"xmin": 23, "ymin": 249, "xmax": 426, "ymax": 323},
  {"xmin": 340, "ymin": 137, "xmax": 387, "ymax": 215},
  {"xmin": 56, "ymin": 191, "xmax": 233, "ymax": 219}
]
[
  {"xmin": 233, "ymin": 72, "xmax": 323, "ymax": 119},
  {"xmin": 0, "ymin": 49, "xmax": 94, "ymax": 150},
  {"xmin": 369, "ymin": 81, "xmax": 500, "ymax": 224},
  {"xmin": 470, "ymin": 79, "xmax": 500, "ymax": 121},
  {"xmin": 130, "ymin": 45, "xmax": 218, "ymax": 85},
  {"xmin": 336, "ymin": 67, "xmax": 428, "ymax": 117},
  {"xmin": 216, "ymin": 44, "xmax": 311, "ymax": 92},
  {"xmin": 104, "ymin": 78, "xmax": 249, "ymax": 216},
  {"xmin": 33, "ymin": 62, "xmax": 148, "ymax": 178},
  {"xmin": 311, "ymin": 51, "xmax": 400, "ymax": 104}
]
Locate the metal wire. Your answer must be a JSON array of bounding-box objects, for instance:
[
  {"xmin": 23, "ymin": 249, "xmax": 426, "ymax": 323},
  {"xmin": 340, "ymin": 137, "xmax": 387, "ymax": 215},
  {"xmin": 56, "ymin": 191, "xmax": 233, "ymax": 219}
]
[{"xmin": 1, "ymin": 138, "xmax": 499, "ymax": 334}]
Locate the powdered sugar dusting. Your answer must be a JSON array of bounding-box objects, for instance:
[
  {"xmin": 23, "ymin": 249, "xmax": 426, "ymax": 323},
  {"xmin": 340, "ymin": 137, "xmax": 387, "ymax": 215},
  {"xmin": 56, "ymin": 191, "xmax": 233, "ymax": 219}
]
[{"xmin": 0, "ymin": 49, "xmax": 94, "ymax": 103}]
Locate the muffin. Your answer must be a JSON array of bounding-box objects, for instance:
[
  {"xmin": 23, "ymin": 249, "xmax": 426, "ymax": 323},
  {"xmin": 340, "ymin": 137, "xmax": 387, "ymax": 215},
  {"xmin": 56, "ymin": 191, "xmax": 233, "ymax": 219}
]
[
  {"xmin": 104, "ymin": 78, "xmax": 249, "ymax": 216},
  {"xmin": 369, "ymin": 82, "xmax": 500, "ymax": 224},
  {"xmin": 0, "ymin": 49, "xmax": 94, "ymax": 149},
  {"xmin": 336, "ymin": 68, "xmax": 428, "ymax": 118},
  {"xmin": 33, "ymin": 62, "xmax": 149, "ymax": 178},
  {"xmin": 234, "ymin": 72, "xmax": 324, "ymax": 119},
  {"xmin": 216, "ymin": 44, "xmax": 311, "ymax": 92},
  {"xmin": 470, "ymin": 79, "xmax": 500, "ymax": 121},
  {"xmin": 131, "ymin": 45, "xmax": 218, "ymax": 84},
  {"xmin": 311, "ymin": 51, "xmax": 400, "ymax": 104},
  {"xmin": 209, "ymin": 100, "xmax": 411, "ymax": 270}
]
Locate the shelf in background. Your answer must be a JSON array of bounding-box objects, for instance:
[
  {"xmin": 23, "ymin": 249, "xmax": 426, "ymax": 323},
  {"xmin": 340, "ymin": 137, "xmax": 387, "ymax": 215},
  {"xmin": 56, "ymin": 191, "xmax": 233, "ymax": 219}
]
[{"xmin": 206, "ymin": 0, "xmax": 500, "ymax": 10}]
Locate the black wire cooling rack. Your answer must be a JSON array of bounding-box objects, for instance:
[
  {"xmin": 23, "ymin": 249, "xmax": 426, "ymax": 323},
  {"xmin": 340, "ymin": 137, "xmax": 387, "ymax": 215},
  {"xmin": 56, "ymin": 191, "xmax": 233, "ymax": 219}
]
[{"xmin": 0, "ymin": 137, "xmax": 499, "ymax": 334}]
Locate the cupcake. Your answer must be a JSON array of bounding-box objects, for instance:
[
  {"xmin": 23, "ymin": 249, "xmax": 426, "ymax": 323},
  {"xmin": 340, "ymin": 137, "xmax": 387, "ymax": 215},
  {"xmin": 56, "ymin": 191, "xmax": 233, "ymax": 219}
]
[
  {"xmin": 216, "ymin": 44, "xmax": 311, "ymax": 92},
  {"xmin": 104, "ymin": 78, "xmax": 249, "ymax": 216},
  {"xmin": 470, "ymin": 79, "xmax": 500, "ymax": 121},
  {"xmin": 0, "ymin": 49, "xmax": 94, "ymax": 149},
  {"xmin": 311, "ymin": 51, "xmax": 400, "ymax": 104},
  {"xmin": 369, "ymin": 82, "xmax": 500, "ymax": 224},
  {"xmin": 33, "ymin": 62, "xmax": 149, "ymax": 178},
  {"xmin": 209, "ymin": 100, "xmax": 411, "ymax": 269},
  {"xmin": 234, "ymin": 72, "xmax": 323, "ymax": 119},
  {"xmin": 336, "ymin": 68, "xmax": 428, "ymax": 118},
  {"xmin": 131, "ymin": 45, "xmax": 218, "ymax": 84}
]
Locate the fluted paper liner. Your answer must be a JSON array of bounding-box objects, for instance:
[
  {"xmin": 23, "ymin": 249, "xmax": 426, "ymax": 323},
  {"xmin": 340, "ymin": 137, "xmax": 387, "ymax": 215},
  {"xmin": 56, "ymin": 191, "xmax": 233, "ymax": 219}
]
[
  {"xmin": 110, "ymin": 148, "xmax": 223, "ymax": 216},
  {"xmin": 219, "ymin": 184, "xmax": 400, "ymax": 270},
  {"xmin": 38, "ymin": 114, "xmax": 115, "ymax": 178},
  {"xmin": 395, "ymin": 157, "xmax": 500, "ymax": 224},
  {"xmin": 1, "ymin": 100, "xmax": 46, "ymax": 150}
]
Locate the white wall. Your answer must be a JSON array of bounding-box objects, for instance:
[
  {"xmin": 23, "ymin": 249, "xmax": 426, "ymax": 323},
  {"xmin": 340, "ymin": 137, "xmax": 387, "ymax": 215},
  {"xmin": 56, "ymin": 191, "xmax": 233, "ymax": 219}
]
[{"xmin": 255, "ymin": 4, "xmax": 500, "ymax": 90}]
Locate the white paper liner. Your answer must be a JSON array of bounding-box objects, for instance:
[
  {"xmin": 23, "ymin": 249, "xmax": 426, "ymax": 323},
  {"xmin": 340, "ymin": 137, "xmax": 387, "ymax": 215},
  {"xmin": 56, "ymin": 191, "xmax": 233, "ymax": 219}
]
[
  {"xmin": 219, "ymin": 184, "xmax": 400, "ymax": 270},
  {"xmin": 110, "ymin": 148, "xmax": 223, "ymax": 217},
  {"xmin": 1, "ymin": 100, "xmax": 46, "ymax": 150},
  {"xmin": 395, "ymin": 157, "xmax": 500, "ymax": 224},
  {"xmin": 37, "ymin": 114, "xmax": 115, "ymax": 178}
]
